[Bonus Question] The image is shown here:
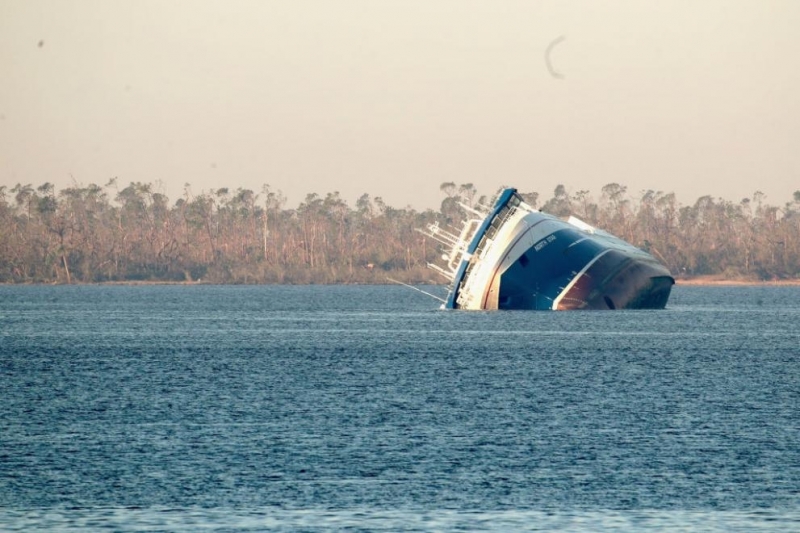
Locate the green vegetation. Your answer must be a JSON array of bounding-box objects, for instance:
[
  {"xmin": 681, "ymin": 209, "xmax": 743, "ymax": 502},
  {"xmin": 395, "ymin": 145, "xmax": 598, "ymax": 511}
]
[{"xmin": 1, "ymin": 181, "xmax": 799, "ymax": 284}]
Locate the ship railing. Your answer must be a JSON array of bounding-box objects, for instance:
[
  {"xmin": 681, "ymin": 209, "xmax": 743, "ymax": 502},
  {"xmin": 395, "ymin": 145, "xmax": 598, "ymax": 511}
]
[
  {"xmin": 419, "ymin": 187, "xmax": 519, "ymax": 291},
  {"xmin": 418, "ymin": 221, "xmax": 460, "ymax": 248},
  {"xmin": 447, "ymin": 218, "xmax": 481, "ymax": 262},
  {"xmin": 427, "ymin": 262, "xmax": 454, "ymax": 280},
  {"xmin": 419, "ymin": 218, "xmax": 483, "ymax": 277}
]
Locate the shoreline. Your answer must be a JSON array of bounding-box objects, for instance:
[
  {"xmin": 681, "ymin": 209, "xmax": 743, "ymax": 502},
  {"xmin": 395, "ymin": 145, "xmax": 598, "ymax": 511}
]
[
  {"xmin": 2, "ymin": 278, "xmax": 800, "ymax": 287},
  {"xmin": 675, "ymin": 278, "xmax": 800, "ymax": 287}
]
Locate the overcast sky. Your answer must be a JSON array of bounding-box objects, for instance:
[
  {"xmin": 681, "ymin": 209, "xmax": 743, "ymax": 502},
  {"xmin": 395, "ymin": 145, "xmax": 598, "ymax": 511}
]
[{"xmin": 2, "ymin": 0, "xmax": 798, "ymax": 209}]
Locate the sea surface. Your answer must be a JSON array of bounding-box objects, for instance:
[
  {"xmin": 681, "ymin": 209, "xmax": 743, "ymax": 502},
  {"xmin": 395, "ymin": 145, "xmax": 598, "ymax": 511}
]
[{"xmin": 1, "ymin": 284, "xmax": 799, "ymax": 531}]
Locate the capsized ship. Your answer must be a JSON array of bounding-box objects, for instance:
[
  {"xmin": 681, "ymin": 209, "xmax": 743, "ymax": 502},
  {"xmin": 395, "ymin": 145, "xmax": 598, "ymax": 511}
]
[{"xmin": 421, "ymin": 187, "xmax": 674, "ymax": 310}]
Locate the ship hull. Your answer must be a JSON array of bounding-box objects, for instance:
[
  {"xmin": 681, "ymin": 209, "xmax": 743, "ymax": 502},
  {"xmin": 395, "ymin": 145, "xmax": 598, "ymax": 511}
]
[
  {"xmin": 425, "ymin": 188, "xmax": 674, "ymax": 311},
  {"xmin": 485, "ymin": 216, "xmax": 674, "ymax": 310},
  {"xmin": 494, "ymin": 240, "xmax": 674, "ymax": 310}
]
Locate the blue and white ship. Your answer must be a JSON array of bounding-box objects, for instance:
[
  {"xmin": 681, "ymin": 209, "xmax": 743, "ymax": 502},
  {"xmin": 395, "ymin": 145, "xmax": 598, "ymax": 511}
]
[{"xmin": 421, "ymin": 187, "xmax": 674, "ymax": 310}]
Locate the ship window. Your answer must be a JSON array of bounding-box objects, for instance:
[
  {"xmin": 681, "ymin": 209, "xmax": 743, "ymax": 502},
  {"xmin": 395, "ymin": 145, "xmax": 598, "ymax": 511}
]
[
  {"xmin": 518, "ymin": 253, "xmax": 529, "ymax": 268},
  {"xmin": 603, "ymin": 296, "xmax": 616, "ymax": 310}
]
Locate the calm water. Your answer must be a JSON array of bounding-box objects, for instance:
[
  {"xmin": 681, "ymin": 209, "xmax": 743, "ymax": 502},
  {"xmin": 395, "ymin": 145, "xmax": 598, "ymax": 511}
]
[{"xmin": 1, "ymin": 284, "xmax": 799, "ymax": 531}]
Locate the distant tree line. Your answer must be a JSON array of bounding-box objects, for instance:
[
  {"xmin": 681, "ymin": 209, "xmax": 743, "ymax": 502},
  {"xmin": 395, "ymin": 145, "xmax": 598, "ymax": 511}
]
[{"xmin": 1, "ymin": 180, "xmax": 799, "ymax": 284}]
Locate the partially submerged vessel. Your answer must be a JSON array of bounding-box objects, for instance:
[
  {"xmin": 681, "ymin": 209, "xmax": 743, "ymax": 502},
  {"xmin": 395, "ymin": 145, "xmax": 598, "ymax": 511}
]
[{"xmin": 421, "ymin": 187, "xmax": 674, "ymax": 310}]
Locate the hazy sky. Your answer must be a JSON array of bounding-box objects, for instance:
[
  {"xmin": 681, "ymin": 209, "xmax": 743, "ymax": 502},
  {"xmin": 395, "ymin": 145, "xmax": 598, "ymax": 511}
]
[{"xmin": 2, "ymin": 1, "xmax": 798, "ymax": 209}]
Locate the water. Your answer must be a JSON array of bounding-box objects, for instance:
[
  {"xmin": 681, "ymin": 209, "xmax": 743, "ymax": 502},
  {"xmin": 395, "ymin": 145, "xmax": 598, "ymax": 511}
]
[{"xmin": 1, "ymin": 284, "xmax": 799, "ymax": 531}]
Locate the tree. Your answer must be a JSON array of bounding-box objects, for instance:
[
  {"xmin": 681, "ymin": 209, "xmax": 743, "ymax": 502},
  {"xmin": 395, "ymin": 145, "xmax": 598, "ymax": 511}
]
[
  {"xmin": 540, "ymin": 184, "xmax": 572, "ymax": 217},
  {"xmin": 1, "ymin": 180, "xmax": 799, "ymax": 284}
]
